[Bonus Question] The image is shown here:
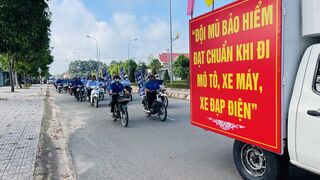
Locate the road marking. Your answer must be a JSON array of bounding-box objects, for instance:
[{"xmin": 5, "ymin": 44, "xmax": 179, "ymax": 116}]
[{"xmin": 167, "ymin": 117, "xmax": 176, "ymax": 121}]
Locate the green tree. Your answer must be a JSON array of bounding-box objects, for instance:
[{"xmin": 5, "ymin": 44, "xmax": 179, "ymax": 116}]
[
  {"xmin": 123, "ymin": 59, "xmax": 137, "ymax": 82},
  {"xmin": 129, "ymin": 62, "xmax": 137, "ymax": 82},
  {"xmin": 69, "ymin": 60, "xmax": 102, "ymax": 77},
  {"xmin": 109, "ymin": 60, "xmax": 116, "ymax": 65},
  {"xmin": 0, "ymin": 0, "xmax": 52, "ymax": 92},
  {"xmin": 151, "ymin": 68, "xmax": 157, "ymax": 75},
  {"xmin": 163, "ymin": 69, "xmax": 170, "ymax": 81},
  {"xmin": 173, "ymin": 55, "xmax": 190, "ymax": 80},
  {"xmin": 0, "ymin": 54, "xmax": 9, "ymax": 70},
  {"xmin": 148, "ymin": 59, "xmax": 162, "ymax": 73},
  {"xmin": 20, "ymin": 49, "xmax": 53, "ymax": 77},
  {"xmin": 186, "ymin": 71, "xmax": 190, "ymax": 85},
  {"xmin": 15, "ymin": 49, "xmax": 53, "ymax": 84},
  {"xmin": 108, "ymin": 62, "xmax": 120, "ymax": 76}
]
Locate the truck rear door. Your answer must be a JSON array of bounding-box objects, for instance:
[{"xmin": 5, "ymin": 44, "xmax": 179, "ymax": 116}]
[{"xmin": 296, "ymin": 45, "xmax": 320, "ymax": 170}]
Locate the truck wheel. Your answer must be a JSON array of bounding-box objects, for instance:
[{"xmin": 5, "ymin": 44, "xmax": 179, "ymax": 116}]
[{"xmin": 233, "ymin": 140, "xmax": 288, "ymax": 180}]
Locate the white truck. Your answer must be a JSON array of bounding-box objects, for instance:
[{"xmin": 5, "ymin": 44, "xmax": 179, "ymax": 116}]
[{"xmin": 189, "ymin": 0, "xmax": 320, "ymax": 179}]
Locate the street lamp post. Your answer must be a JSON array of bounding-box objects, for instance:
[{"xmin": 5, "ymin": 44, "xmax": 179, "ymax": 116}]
[
  {"xmin": 169, "ymin": 0, "xmax": 174, "ymax": 84},
  {"xmin": 127, "ymin": 38, "xmax": 138, "ymax": 76},
  {"xmin": 86, "ymin": 35, "xmax": 99, "ymax": 80},
  {"xmin": 169, "ymin": 0, "xmax": 180, "ymax": 84}
]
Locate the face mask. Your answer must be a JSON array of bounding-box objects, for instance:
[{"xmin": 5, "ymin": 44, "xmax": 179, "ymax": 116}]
[{"xmin": 115, "ymin": 79, "xmax": 120, "ymax": 82}]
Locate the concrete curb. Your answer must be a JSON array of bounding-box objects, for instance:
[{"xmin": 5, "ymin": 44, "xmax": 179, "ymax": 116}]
[{"xmin": 132, "ymin": 86, "xmax": 190, "ymax": 100}]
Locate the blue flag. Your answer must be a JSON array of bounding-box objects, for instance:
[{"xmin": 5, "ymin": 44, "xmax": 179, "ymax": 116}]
[
  {"xmin": 135, "ymin": 70, "xmax": 145, "ymax": 96},
  {"xmin": 104, "ymin": 70, "xmax": 112, "ymax": 83},
  {"xmin": 120, "ymin": 67, "xmax": 125, "ymax": 79},
  {"xmin": 102, "ymin": 67, "xmax": 107, "ymax": 77}
]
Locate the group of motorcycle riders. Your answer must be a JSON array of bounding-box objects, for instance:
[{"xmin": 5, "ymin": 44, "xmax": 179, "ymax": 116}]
[{"xmin": 54, "ymin": 73, "xmax": 165, "ymax": 121}]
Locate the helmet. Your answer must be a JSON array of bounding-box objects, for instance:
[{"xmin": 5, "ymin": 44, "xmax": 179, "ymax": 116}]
[
  {"xmin": 155, "ymin": 74, "xmax": 159, "ymax": 78},
  {"xmin": 148, "ymin": 74, "xmax": 155, "ymax": 78},
  {"xmin": 124, "ymin": 75, "xmax": 128, "ymax": 78},
  {"xmin": 113, "ymin": 75, "xmax": 120, "ymax": 79}
]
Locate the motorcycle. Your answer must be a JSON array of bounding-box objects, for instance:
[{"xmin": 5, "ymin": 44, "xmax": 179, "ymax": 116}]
[
  {"xmin": 143, "ymin": 90, "xmax": 167, "ymax": 121},
  {"xmin": 57, "ymin": 83, "xmax": 62, "ymax": 94},
  {"xmin": 75, "ymin": 85, "xmax": 85, "ymax": 101},
  {"xmin": 83, "ymin": 87, "xmax": 88, "ymax": 100},
  {"xmin": 89, "ymin": 86, "xmax": 100, "ymax": 108},
  {"xmin": 112, "ymin": 94, "xmax": 130, "ymax": 127},
  {"xmin": 99, "ymin": 86, "xmax": 105, "ymax": 101},
  {"xmin": 68, "ymin": 83, "xmax": 74, "ymax": 95},
  {"xmin": 63, "ymin": 83, "xmax": 69, "ymax": 93},
  {"xmin": 159, "ymin": 88, "xmax": 168, "ymax": 108}
]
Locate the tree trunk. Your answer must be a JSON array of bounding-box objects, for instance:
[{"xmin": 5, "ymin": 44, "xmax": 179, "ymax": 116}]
[
  {"xmin": 23, "ymin": 72, "xmax": 26, "ymax": 88},
  {"xmin": 18, "ymin": 73, "xmax": 22, "ymax": 89},
  {"xmin": 15, "ymin": 71, "xmax": 20, "ymax": 89},
  {"xmin": 8, "ymin": 58, "xmax": 14, "ymax": 92}
]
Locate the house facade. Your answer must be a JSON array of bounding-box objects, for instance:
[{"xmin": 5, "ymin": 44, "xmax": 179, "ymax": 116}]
[
  {"xmin": 158, "ymin": 53, "xmax": 189, "ymax": 80},
  {"xmin": 158, "ymin": 53, "xmax": 190, "ymax": 69},
  {"xmin": 0, "ymin": 69, "xmax": 9, "ymax": 86}
]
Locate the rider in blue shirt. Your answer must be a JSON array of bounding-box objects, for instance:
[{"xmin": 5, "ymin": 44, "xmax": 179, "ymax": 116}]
[
  {"xmin": 155, "ymin": 74, "xmax": 163, "ymax": 86},
  {"xmin": 144, "ymin": 74, "xmax": 160, "ymax": 111},
  {"xmin": 109, "ymin": 75, "xmax": 128, "ymax": 115},
  {"xmin": 85, "ymin": 76, "xmax": 99, "ymax": 100},
  {"xmin": 122, "ymin": 75, "xmax": 132, "ymax": 93},
  {"xmin": 55, "ymin": 79, "xmax": 63, "ymax": 90},
  {"xmin": 72, "ymin": 77, "xmax": 83, "ymax": 96},
  {"xmin": 56, "ymin": 79, "xmax": 63, "ymax": 84}
]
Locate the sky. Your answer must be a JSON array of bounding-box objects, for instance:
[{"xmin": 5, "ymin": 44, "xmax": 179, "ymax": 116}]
[{"xmin": 48, "ymin": 0, "xmax": 235, "ymax": 75}]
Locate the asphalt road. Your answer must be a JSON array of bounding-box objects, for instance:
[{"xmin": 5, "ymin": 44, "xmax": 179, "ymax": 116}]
[{"xmin": 52, "ymin": 87, "xmax": 320, "ymax": 180}]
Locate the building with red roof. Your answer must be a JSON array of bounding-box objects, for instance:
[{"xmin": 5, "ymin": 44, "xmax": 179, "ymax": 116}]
[{"xmin": 158, "ymin": 53, "xmax": 189, "ymax": 69}]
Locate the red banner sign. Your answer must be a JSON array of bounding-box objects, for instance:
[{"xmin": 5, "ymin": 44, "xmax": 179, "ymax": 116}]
[{"xmin": 190, "ymin": 0, "xmax": 282, "ymax": 154}]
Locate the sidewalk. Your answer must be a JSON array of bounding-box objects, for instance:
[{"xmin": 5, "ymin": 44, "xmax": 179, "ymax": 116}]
[{"xmin": 0, "ymin": 85, "xmax": 45, "ymax": 180}]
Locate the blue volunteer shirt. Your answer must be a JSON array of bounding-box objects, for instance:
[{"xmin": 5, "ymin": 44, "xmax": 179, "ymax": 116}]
[
  {"xmin": 86, "ymin": 80, "xmax": 99, "ymax": 87},
  {"xmin": 56, "ymin": 79, "xmax": 63, "ymax": 84},
  {"xmin": 156, "ymin": 79, "xmax": 163, "ymax": 86},
  {"xmin": 122, "ymin": 79, "xmax": 131, "ymax": 87},
  {"xmin": 110, "ymin": 82, "xmax": 124, "ymax": 93},
  {"xmin": 145, "ymin": 80, "xmax": 160, "ymax": 91},
  {"xmin": 73, "ymin": 80, "xmax": 83, "ymax": 87}
]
